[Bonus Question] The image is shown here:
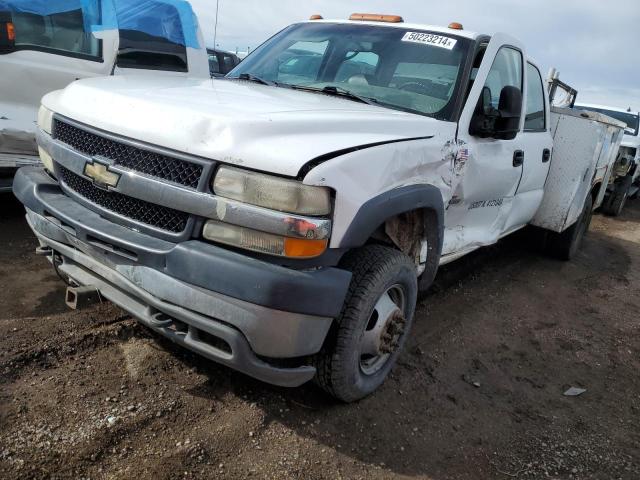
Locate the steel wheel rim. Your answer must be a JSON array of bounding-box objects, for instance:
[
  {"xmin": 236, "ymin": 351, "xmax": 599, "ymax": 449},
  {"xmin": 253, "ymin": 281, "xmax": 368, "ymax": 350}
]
[{"xmin": 359, "ymin": 284, "xmax": 407, "ymax": 376}]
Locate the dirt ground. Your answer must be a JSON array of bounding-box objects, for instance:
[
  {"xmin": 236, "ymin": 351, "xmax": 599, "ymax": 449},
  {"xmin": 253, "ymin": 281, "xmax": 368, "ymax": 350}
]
[{"xmin": 1, "ymin": 194, "xmax": 639, "ymax": 480}]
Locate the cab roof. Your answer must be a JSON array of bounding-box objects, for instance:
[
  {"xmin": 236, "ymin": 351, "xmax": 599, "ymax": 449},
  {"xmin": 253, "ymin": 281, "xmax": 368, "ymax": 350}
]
[{"xmin": 301, "ymin": 19, "xmax": 482, "ymax": 41}]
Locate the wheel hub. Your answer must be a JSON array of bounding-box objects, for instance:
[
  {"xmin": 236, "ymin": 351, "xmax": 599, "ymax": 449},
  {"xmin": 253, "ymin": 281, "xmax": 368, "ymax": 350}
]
[
  {"xmin": 359, "ymin": 285, "xmax": 407, "ymax": 375},
  {"xmin": 379, "ymin": 310, "xmax": 406, "ymax": 354}
]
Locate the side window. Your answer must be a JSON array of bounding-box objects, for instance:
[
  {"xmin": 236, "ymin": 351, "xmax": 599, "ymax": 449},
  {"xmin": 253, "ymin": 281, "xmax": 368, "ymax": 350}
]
[
  {"xmin": 221, "ymin": 53, "xmax": 236, "ymax": 74},
  {"xmin": 463, "ymin": 45, "xmax": 487, "ymax": 104},
  {"xmin": 484, "ymin": 47, "xmax": 523, "ymax": 108},
  {"xmin": 10, "ymin": 1, "xmax": 101, "ymax": 59},
  {"xmin": 209, "ymin": 54, "xmax": 220, "ymax": 74},
  {"xmin": 525, "ymin": 63, "xmax": 546, "ymax": 131}
]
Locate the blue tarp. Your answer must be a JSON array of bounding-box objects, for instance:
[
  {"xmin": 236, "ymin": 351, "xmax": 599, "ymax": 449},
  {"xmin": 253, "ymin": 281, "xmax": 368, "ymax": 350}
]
[{"xmin": 0, "ymin": 0, "xmax": 200, "ymax": 48}]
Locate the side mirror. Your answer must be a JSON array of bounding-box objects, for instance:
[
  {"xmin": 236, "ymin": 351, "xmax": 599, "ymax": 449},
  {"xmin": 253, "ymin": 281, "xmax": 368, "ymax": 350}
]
[
  {"xmin": 494, "ymin": 85, "xmax": 522, "ymax": 140},
  {"xmin": 469, "ymin": 85, "xmax": 522, "ymax": 140},
  {"xmin": 0, "ymin": 13, "xmax": 16, "ymax": 54},
  {"xmin": 469, "ymin": 86, "xmax": 496, "ymax": 138}
]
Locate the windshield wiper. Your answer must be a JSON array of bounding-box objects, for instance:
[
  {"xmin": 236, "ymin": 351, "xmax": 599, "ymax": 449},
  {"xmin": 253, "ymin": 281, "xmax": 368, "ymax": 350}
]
[
  {"xmin": 233, "ymin": 73, "xmax": 276, "ymax": 86},
  {"xmin": 284, "ymin": 84, "xmax": 380, "ymax": 106},
  {"xmin": 319, "ymin": 86, "xmax": 380, "ymax": 106}
]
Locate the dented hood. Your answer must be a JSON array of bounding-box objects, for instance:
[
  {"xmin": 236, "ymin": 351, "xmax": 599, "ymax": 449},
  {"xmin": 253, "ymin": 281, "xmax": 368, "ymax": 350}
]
[{"xmin": 44, "ymin": 75, "xmax": 440, "ymax": 177}]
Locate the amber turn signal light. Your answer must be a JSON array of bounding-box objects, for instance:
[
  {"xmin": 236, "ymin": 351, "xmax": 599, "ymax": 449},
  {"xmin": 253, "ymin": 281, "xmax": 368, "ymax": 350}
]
[
  {"xmin": 284, "ymin": 238, "xmax": 328, "ymax": 258},
  {"xmin": 349, "ymin": 13, "xmax": 404, "ymax": 23},
  {"xmin": 448, "ymin": 22, "xmax": 464, "ymax": 30},
  {"xmin": 309, "ymin": 14, "xmax": 323, "ymax": 20}
]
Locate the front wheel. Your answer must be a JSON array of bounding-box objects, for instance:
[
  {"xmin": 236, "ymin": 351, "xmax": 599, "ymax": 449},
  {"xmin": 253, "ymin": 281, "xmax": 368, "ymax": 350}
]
[{"xmin": 315, "ymin": 245, "xmax": 418, "ymax": 402}]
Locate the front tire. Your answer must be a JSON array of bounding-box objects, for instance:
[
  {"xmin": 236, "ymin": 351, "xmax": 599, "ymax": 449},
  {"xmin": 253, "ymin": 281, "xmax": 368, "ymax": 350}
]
[{"xmin": 315, "ymin": 245, "xmax": 418, "ymax": 402}]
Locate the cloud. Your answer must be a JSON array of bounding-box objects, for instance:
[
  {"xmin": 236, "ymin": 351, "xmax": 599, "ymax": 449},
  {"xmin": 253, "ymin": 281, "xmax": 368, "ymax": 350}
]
[{"xmin": 191, "ymin": 0, "xmax": 640, "ymax": 110}]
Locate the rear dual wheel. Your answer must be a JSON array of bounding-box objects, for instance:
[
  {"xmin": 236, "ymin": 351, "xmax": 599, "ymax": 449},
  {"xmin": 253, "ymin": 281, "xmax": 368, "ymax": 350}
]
[
  {"xmin": 545, "ymin": 194, "xmax": 593, "ymax": 261},
  {"xmin": 315, "ymin": 245, "xmax": 417, "ymax": 402}
]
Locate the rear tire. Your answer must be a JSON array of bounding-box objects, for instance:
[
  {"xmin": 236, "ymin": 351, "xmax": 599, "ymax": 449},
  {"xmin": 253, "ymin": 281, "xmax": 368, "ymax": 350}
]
[
  {"xmin": 604, "ymin": 175, "xmax": 633, "ymax": 216},
  {"xmin": 545, "ymin": 194, "xmax": 593, "ymax": 261},
  {"xmin": 314, "ymin": 245, "xmax": 417, "ymax": 403}
]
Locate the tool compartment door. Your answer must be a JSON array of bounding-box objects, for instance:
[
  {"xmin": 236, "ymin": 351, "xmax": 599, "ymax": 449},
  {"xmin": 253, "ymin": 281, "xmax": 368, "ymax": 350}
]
[{"xmin": 530, "ymin": 108, "xmax": 624, "ymax": 232}]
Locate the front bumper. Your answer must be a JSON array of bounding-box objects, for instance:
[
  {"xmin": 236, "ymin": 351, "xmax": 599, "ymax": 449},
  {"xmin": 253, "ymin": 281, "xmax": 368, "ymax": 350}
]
[
  {"xmin": 14, "ymin": 167, "xmax": 352, "ymax": 387},
  {"xmin": 0, "ymin": 153, "xmax": 40, "ymax": 192}
]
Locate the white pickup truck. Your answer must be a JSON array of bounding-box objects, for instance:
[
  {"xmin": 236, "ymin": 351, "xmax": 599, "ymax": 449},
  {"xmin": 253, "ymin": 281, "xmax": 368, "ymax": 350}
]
[
  {"xmin": 14, "ymin": 14, "xmax": 623, "ymax": 401},
  {"xmin": 0, "ymin": 0, "xmax": 208, "ymax": 191}
]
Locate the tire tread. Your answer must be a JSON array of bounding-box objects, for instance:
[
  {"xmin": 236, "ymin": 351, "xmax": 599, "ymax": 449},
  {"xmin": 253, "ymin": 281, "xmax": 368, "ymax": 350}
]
[{"xmin": 315, "ymin": 245, "xmax": 416, "ymax": 401}]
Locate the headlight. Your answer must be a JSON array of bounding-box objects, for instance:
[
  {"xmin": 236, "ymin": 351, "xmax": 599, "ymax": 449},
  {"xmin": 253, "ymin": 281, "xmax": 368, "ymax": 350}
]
[
  {"xmin": 37, "ymin": 106, "xmax": 54, "ymax": 172},
  {"xmin": 37, "ymin": 105, "xmax": 54, "ymax": 135},
  {"xmin": 213, "ymin": 166, "xmax": 331, "ymax": 216},
  {"xmin": 203, "ymin": 220, "xmax": 328, "ymax": 258}
]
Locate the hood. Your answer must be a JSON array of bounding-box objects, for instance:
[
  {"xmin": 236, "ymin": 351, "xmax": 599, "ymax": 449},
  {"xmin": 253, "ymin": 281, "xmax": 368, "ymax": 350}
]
[{"xmin": 44, "ymin": 76, "xmax": 441, "ymax": 176}]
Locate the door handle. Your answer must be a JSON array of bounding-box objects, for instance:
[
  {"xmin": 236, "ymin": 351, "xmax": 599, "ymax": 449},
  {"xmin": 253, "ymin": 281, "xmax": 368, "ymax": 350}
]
[
  {"xmin": 542, "ymin": 148, "xmax": 551, "ymax": 163},
  {"xmin": 513, "ymin": 150, "xmax": 524, "ymax": 167}
]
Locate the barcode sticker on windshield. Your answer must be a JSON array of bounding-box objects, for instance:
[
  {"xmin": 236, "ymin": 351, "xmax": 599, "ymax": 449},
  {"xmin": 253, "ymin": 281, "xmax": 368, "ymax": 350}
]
[{"xmin": 401, "ymin": 32, "xmax": 457, "ymax": 50}]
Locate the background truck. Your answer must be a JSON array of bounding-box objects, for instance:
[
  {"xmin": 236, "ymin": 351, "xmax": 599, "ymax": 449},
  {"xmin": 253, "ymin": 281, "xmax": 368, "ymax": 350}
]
[
  {"xmin": 207, "ymin": 48, "xmax": 241, "ymax": 77},
  {"xmin": 0, "ymin": 0, "xmax": 208, "ymax": 192},
  {"xmin": 13, "ymin": 14, "xmax": 624, "ymax": 402},
  {"xmin": 573, "ymin": 104, "xmax": 639, "ymax": 216}
]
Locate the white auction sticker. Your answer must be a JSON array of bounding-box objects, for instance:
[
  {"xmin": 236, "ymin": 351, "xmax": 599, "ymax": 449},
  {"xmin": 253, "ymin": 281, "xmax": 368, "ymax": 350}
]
[{"xmin": 401, "ymin": 32, "xmax": 457, "ymax": 50}]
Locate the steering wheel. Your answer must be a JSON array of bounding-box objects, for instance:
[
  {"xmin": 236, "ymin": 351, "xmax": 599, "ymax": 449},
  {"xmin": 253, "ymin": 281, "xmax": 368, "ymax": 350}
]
[{"xmin": 398, "ymin": 81, "xmax": 431, "ymax": 95}]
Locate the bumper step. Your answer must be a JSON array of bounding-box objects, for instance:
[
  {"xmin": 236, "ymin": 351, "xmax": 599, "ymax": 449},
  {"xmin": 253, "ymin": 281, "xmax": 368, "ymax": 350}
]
[{"xmin": 65, "ymin": 285, "xmax": 103, "ymax": 310}]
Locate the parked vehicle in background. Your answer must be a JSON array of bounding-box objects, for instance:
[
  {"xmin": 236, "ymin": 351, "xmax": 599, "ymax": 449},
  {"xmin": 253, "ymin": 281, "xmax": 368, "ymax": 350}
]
[
  {"xmin": 14, "ymin": 14, "xmax": 624, "ymax": 402},
  {"xmin": 574, "ymin": 104, "xmax": 640, "ymax": 216},
  {"xmin": 0, "ymin": 0, "xmax": 208, "ymax": 192},
  {"xmin": 207, "ymin": 48, "xmax": 240, "ymax": 77}
]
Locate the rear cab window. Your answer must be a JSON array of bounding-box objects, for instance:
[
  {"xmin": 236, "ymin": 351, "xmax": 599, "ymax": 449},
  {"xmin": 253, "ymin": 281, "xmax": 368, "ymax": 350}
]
[
  {"xmin": 4, "ymin": 0, "xmax": 102, "ymax": 60},
  {"xmin": 116, "ymin": 1, "xmax": 189, "ymax": 72}
]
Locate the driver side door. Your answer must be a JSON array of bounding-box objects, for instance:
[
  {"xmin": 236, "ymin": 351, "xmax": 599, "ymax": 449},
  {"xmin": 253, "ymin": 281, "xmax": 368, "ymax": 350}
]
[{"xmin": 442, "ymin": 34, "xmax": 526, "ymax": 257}]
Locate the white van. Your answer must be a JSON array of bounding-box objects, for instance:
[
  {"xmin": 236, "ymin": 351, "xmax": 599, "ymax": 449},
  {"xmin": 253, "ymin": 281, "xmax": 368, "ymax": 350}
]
[{"xmin": 0, "ymin": 0, "xmax": 208, "ymax": 191}]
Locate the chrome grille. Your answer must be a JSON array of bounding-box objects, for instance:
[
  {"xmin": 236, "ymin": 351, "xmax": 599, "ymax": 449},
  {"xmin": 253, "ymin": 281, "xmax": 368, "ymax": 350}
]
[
  {"xmin": 53, "ymin": 119, "xmax": 203, "ymax": 189},
  {"xmin": 59, "ymin": 165, "xmax": 189, "ymax": 233}
]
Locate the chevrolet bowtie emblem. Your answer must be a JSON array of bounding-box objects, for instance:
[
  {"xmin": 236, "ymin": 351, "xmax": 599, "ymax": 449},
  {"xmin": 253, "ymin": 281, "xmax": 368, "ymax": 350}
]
[{"xmin": 84, "ymin": 159, "xmax": 120, "ymax": 190}]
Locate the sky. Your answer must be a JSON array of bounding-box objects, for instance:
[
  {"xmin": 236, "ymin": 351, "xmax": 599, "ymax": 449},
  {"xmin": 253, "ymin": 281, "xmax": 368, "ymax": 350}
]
[{"xmin": 190, "ymin": 0, "xmax": 640, "ymax": 111}]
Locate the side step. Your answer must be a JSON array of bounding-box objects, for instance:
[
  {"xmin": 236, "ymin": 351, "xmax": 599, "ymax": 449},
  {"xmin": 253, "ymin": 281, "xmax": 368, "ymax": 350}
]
[{"xmin": 65, "ymin": 285, "xmax": 103, "ymax": 310}]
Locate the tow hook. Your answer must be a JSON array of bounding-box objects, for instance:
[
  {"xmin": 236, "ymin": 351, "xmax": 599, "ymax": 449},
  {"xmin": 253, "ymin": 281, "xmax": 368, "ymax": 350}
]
[
  {"xmin": 35, "ymin": 246, "xmax": 53, "ymax": 257},
  {"xmin": 65, "ymin": 285, "xmax": 103, "ymax": 310}
]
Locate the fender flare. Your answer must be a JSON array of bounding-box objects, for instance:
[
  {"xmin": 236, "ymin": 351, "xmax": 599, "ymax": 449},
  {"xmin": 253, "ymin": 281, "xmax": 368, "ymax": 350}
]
[{"xmin": 338, "ymin": 184, "xmax": 445, "ymax": 288}]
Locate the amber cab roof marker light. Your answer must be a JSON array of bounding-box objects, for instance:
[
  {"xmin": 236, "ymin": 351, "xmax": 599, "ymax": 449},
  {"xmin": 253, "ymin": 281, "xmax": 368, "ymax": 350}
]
[
  {"xmin": 448, "ymin": 22, "xmax": 464, "ymax": 30},
  {"xmin": 349, "ymin": 13, "xmax": 404, "ymax": 23},
  {"xmin": 309, "ymin": 14, "xmax": 323, "ymax": 20}
]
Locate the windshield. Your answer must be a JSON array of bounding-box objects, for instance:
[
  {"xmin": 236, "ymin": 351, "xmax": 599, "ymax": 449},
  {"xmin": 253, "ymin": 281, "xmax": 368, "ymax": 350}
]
[
  {"xmin": 228, "ymin": 22, "xmax": 471, "ymax": 120},
  {"xmin": 575, "ymin": 105, "xmax": 639, "ymax": 136}
]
